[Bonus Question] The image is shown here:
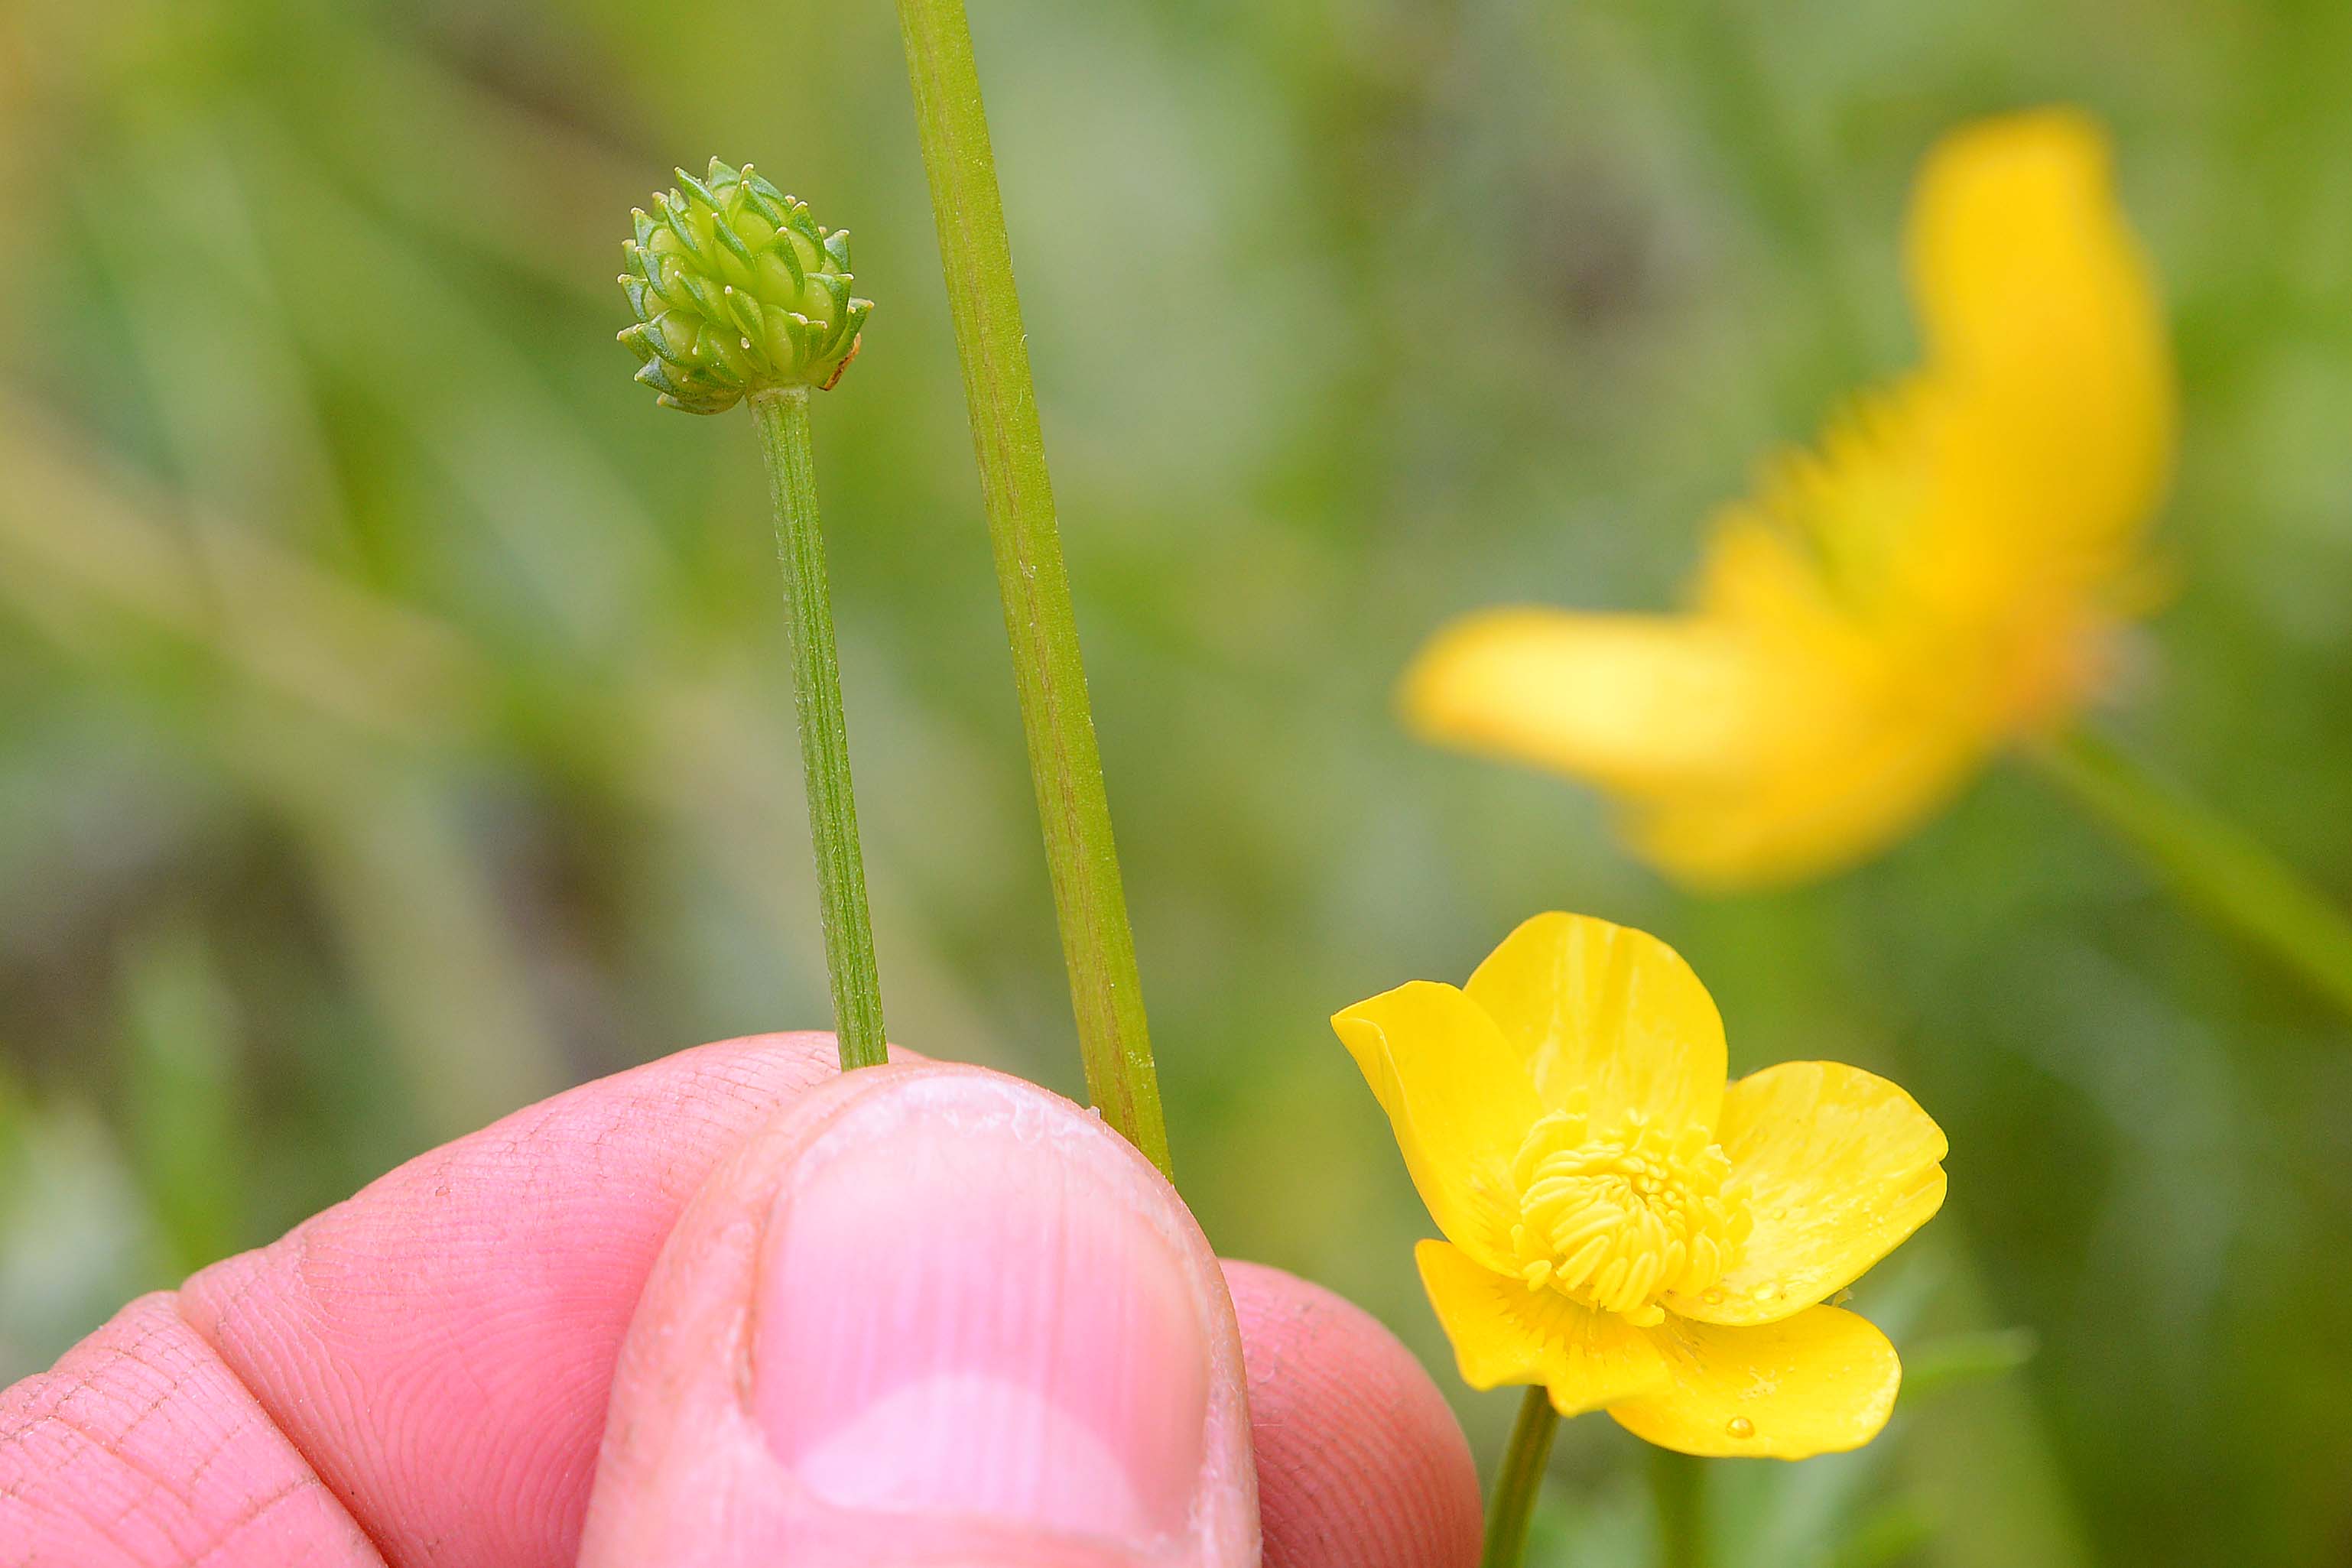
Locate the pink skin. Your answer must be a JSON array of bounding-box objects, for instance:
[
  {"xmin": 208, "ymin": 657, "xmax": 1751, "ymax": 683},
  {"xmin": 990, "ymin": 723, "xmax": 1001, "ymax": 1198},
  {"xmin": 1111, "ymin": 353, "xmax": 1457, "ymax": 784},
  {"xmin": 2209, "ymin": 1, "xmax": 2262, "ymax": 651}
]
[{"xmin": 0, "ymin": 1034, "xmax": 1481, "ymax": 1567}]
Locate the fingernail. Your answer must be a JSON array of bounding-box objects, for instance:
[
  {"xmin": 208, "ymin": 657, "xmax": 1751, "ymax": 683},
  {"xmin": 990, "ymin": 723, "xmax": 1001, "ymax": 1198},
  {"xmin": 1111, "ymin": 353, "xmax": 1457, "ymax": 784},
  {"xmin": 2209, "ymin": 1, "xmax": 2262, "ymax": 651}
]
[{"xmin": 755, "ymin": 1071, "xmax": 1216, "ymax": 1550}]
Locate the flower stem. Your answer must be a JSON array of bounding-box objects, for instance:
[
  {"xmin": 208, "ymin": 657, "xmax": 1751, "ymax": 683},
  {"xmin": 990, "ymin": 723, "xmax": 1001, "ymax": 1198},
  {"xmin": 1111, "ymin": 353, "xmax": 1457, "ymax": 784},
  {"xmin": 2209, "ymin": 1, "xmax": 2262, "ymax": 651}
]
[
  {"xmin": 2028, "ymin": 728, "xmax": 2352, "ymax": 1018},
  {"xmin": 751, "ymin": 387, "xmax": 887, "ymax": 1072},
  {"xmin": 1648, "ymin": 1448, "xmax": 1709, "ymax": 1568},
  {"xmin": 1481, "ymin": 1388, "xmax": 1559, "ymax": 1568},
  {"xmin": 888, "ymin": 0, "xmax": 1171, "ymax": 1175}
]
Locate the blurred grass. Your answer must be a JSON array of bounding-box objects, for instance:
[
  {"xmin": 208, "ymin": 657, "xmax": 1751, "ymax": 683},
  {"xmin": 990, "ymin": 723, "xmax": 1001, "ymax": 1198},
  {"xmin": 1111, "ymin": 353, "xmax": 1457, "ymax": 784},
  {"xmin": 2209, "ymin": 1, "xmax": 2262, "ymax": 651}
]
[{"xmin": 5, "ymin": 0, "xmax": 2352, "ymax": 1563}]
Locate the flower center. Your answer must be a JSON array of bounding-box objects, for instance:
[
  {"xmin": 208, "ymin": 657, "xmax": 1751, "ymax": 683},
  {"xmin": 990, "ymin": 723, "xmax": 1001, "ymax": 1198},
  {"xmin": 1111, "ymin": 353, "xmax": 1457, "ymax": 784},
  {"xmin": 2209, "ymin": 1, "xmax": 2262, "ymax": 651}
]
[{"xmin": 1505, "ymin": 1102, "xmax": 1750, "ymax": 1327}]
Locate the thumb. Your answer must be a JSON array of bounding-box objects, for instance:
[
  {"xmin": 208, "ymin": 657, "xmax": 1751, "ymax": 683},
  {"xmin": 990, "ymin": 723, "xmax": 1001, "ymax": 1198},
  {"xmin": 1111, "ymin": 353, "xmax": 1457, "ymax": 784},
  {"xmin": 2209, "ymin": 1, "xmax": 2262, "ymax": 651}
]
[{"xmin": 578, "ymin": 1061, "xmax": 1259, "ymax": 1568}]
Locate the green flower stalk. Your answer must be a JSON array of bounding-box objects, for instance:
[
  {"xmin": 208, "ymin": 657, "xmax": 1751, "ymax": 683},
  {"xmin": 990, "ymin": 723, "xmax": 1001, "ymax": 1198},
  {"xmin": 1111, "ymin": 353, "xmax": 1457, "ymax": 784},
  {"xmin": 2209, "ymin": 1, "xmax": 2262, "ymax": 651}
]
[
  {"xmin": 618, "ymin": 164, "xmax": 886, "ymax": 1073},
  {"xmin": 893, "ymin": 0, "xmax": 1172, "ymax": 1177},
  {"xmin": 620, "ymin": 161, "xmax": 874, "ymax": 411}
]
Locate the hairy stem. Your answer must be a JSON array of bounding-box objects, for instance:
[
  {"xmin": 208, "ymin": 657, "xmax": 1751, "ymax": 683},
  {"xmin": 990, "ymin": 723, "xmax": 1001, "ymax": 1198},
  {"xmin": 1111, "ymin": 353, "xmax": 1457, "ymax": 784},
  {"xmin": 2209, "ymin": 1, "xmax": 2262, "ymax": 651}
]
[
  {"xmin": 889, "ymin": 0, "xmax": 1171, "ymax": 1174},
  {"xmin": 1481, "ymin": 1388, "xmax": 1560, "ymax": 1568},
  {"xmin": 752, "ymin": 388, "xmax": 887, "ymax": 1072},
  {"xmin": 1649, "ymin": 1448, "xmax": 1709, "ymax": 1568},
  {"xmin": 2029, "ymin": 729, "xmax": 2352, "ymax": 1019}
]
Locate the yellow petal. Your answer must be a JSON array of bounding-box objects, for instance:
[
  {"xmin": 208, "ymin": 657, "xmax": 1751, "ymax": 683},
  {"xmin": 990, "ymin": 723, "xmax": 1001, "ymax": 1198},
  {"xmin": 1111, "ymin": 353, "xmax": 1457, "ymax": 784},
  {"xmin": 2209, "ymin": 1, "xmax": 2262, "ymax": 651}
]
[
  {"xmin": 1417, "ymin": 1239, "xmax": 1669, "ymax": 1416},
  {"xmin": 1623, "ymin": 644, "xmax": 1989, "ymax": 892},
  {"xmin": 1464, "ymin": 912, "xmax": 1727, "ymax": 1136},
  {"xmin": 1909, "ymin": 108, "xmax": 2174, "ymax": 566},
  {"xmin": 1608, "ymin": 1306, "xmax": 1901, "ymax": 1459},
  {"xmin": 1400, "ymin": 609, "xmax": 1764, "ymax": 794},
  {"xmin": 1672, "ymin": 1061, "xmax": 1947, "ymax": 1326},
  {"xmin": 1333, "ymin": 982, "xmax": 1543, "ymax": 1267},
  {"xmin": 1395, "ymin": 109, "xmax": 2172, "ymax": 897}
]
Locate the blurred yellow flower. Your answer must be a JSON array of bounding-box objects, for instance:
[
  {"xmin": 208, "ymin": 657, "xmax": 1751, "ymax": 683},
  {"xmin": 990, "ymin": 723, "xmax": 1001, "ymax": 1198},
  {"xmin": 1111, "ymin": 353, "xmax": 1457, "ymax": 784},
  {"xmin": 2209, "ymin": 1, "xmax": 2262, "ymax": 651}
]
[
  {"xmin": 1402, "ymin": 110, "xmax": 2173, "ymax": 888},
  {"xmin": 1335, "ymin": 913, "xmax": 1945, "ymax": 1457}
]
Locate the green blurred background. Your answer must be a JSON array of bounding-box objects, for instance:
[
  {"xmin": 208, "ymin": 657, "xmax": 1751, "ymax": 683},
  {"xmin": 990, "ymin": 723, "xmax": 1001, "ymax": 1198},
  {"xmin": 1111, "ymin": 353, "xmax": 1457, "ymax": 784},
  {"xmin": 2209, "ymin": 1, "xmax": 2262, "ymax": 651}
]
[{"xmin": 5, "ymin": 0, "xmax": 2350, "ymax": 1562}]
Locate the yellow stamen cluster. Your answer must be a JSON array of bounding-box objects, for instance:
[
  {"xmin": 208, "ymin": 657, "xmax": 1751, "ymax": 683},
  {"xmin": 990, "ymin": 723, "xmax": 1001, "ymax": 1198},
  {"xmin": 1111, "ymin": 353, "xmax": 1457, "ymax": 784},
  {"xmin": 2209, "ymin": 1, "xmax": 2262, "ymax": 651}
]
[{"xmin": 1506, "ymin": 1102, "xmax": 1749, "ymax": 1327}]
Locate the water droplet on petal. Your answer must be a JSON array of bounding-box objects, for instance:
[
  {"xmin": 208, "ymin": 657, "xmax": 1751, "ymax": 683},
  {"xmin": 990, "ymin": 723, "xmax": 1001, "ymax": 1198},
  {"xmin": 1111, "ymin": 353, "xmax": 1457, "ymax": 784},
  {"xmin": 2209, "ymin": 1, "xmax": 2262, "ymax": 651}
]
[
  {"xmin": 1752, "ymin": 1282, "xmax": 1781, "ymax": 1302},
  {"xmin": 1701, "ymin": 1287, "xmax": 1725, "ymax": 1306},
  {"xmin": 1727, "ymin": 1416, "xmax": 1755, "ymax": 1440}
]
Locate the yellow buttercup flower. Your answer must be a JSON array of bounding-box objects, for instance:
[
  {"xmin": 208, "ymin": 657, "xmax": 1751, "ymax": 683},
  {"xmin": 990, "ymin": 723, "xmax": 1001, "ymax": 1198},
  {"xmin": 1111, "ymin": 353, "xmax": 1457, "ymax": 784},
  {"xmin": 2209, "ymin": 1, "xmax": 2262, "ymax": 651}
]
[
  {"xmin": 1335, "ymin": 912, "xmax": 1946, "ymax": 1457},
  {"xmin": 1402, "ymin": 109, "xmax": 2174, "ymax": 888}
]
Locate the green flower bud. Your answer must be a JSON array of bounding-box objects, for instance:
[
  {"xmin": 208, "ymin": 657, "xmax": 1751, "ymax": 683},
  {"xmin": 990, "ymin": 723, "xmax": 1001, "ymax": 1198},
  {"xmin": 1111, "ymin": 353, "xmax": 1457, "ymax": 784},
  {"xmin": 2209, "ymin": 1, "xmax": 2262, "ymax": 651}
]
[{"xmin": 618, "ymin": 160, "xmax": 874, "ymax": 413}]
